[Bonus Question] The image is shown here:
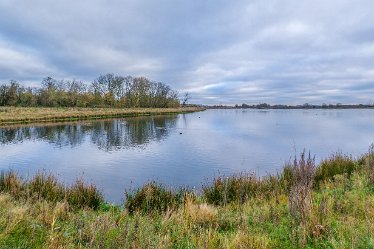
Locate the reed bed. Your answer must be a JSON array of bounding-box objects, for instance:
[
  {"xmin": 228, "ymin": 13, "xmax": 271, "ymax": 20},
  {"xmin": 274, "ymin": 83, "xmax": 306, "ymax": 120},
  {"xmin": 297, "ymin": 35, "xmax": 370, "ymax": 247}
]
[
  {"xmin": 0, "ymin": 106, "xmax": 204, "ymax": 126},
  {"xmin": 1, "ymin": 148, "xmax": 374, "ymax": 248}
]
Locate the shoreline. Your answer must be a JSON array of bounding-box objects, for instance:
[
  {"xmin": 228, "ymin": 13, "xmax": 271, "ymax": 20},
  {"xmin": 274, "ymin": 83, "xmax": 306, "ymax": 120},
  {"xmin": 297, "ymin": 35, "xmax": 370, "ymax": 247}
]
[
  {"xmin": 0, "ymin": 106, "xmax": 205, "ymax": 126},
  {"xmin": 1, "ymin": 149, "xmax": 373, "ymax": 247}
]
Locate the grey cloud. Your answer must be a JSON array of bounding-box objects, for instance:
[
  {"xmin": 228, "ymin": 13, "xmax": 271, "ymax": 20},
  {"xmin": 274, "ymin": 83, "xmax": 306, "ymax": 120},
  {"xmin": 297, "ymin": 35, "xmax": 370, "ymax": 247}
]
[{"xmin": 0, "ymin": 0, "xmax": 373, "ymax": 104}]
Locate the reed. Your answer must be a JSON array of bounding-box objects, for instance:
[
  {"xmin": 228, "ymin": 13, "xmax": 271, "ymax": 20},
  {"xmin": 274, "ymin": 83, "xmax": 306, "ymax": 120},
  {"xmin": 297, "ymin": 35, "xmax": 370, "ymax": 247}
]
[
  {"xmin": 0, "ymin": 171, "xmax": 103, "ymax": 210},
  {"xmin": 66, "ymin": 178, "xmax": 104, "ymax": 210},
  {"xmin": 125, "ymin": 182, "xmax": 181, "ymax": 214},
  {"xmin": 203, "ymin": 173, "xmax": 262, "ymax": 205},
  {"xmin": 27, "ymin": 171, "xmax": 65, "ymax": 202},
  {"xmin": 0, "ymin": 170, "xmax": 22, "ymax": 198}
]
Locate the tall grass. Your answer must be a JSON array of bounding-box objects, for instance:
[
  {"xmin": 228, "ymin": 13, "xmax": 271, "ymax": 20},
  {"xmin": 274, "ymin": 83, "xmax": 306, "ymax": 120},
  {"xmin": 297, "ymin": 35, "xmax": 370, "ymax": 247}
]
[
  {"xmin": 0, "ymin": 171, "xmax": 104, "ymax": 210},
  {"xmin": 1, "ymin": 147, "xmax": 374, "ymax": 247},
  {"xmin": 0, "ymin": 170, "xmax": 22, "ymax": 197},
  {"xmin": 366, "ymin": 143, "xmax": 374, "ymax": 185},
  {"xmin": 315, "ymin": 153, "xmax": 356, "ymax": 187},
  {"xmin": 202, "ymin": 173, "xmax": 283, "ymax": 206},
  {"xmin": 27, "ymin": 172, "xmax": 65, "ymax": 202},
  {"xmin": 66, "ymin": 178, "xmax": 104, "ymax": 210},
  {"xmin": 203, "ymin": 173, "xmax": 261, "ymax": 205},
  {"xmin": 288, "ymin": 151, "xmax": 316, "ymax": 246},
  {"xmin": 125, "ymin": 182, "xmax": 183, "ymax": 214}
]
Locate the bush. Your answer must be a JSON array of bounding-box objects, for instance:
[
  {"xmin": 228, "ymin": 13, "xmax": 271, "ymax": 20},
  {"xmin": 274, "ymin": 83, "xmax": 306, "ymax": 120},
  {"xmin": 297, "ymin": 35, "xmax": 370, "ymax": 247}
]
[{"xmin": 125, "ymin": 182, "xmax": 180, "ymax": 214}]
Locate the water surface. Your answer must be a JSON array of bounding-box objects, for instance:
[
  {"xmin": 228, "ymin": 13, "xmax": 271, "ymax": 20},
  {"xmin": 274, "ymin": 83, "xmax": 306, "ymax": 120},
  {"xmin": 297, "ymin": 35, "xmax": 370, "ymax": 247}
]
[{"xmin": 1, "ymin": 109, "xmax": 374, "ymax": 202}]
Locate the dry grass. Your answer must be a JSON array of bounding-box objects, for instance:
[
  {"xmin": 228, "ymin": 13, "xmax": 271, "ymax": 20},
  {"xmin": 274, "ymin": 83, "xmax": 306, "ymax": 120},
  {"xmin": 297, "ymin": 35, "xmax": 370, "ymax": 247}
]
[
  {"xmin": 183, "ymin": 196, "xmax": 218, "ymax": 226},
  {"xmin": 0, "ymin": 106, "xmax": 204, "ymax": 126}
]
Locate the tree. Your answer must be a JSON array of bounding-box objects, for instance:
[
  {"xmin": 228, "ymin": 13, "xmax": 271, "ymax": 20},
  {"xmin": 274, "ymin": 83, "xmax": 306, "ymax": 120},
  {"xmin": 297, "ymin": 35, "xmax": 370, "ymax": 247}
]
[
  {"xmin": 181, "ymin": 92, "xmax": 190, "ymax": 106},
  {"xmin": 39, "ymin": 77, "xmax": 58, "ymax": 106},
  {"xmin": 41, "ymin": 77, "xmax": 57, "ymax": 91},
  {"xmin": 0, "ymin": 74, "xmax": 181, "ymax": 108}
]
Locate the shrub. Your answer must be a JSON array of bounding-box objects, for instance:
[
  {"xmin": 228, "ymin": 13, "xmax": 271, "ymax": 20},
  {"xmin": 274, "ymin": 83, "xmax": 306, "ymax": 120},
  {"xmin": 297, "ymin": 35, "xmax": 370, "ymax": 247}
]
[{"xmin": 125, "ymin": 182, "xmax": 180, "ymax": 214}]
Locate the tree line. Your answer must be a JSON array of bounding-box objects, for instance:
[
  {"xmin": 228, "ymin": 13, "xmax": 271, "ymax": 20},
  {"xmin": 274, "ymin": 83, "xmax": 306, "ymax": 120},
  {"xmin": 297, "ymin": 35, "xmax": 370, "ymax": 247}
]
[{"xmin": 0, "ymin": 74, "xmax": 181, "ymax": 108}]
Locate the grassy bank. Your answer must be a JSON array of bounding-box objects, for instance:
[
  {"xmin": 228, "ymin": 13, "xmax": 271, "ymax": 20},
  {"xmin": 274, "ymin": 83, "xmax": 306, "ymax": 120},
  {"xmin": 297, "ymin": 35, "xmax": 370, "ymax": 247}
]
[
  {"xmin": 1, "ymin": 148, "xmax": 374, "ymax": 248},
  {"xmin": 0, "ymin": 107, "xmax": 204, "ymax": 126}
]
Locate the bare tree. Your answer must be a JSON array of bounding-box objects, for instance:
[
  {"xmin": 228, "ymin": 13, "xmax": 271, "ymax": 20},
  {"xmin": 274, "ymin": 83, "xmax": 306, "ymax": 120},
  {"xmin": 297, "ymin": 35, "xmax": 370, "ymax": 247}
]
[{"xmin": 182, "ymin": 92, "xmax": 190, "ymax": 106}]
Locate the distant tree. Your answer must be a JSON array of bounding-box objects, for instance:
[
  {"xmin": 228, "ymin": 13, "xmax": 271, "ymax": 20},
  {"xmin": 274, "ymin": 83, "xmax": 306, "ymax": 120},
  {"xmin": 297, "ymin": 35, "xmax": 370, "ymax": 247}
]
[
  {"xmin": 181, "ymin": 92, "xmax": 191, "ymax": 106},
  {"xmin": 6, "ymin": 81, "xmax": 20, "ymax": 106},
  {"xmin": 303, "ymin": 103, "xmax": 310, "ymax": 108},
  {"xmin": 0, "ymin": 74, "xmax": 181, "ymax": 108},
  {"xmin": 38, "ymin": 77, "xmax": 59, "ymax": 106},
  {"xmin": 41, "ymin": 77, "xmax": 57, "ymax": 91},
  {"xmin": 257, "ymin": 103, "xmax": 270, "ymax": 109}
]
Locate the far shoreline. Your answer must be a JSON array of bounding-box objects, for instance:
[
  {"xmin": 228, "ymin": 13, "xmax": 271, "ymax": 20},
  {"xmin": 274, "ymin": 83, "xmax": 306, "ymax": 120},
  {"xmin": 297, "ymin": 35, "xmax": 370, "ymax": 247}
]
[{"xmin": 0, "ymin": 106, "xmax": 205, "ymax": 126}]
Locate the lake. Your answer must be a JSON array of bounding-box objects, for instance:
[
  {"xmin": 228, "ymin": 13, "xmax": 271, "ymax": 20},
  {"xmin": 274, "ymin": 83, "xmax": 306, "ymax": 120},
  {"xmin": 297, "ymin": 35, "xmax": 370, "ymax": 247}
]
[{"xmin": 1, "ymin": 109, "xmax": 374, "ymax": 203}]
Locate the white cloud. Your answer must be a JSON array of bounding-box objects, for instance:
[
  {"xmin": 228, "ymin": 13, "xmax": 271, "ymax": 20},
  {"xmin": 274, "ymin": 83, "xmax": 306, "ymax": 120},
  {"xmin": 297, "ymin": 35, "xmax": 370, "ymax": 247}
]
[{"xmin": 0, "ymin": 40, "xmax": 58, "ymax": 81}]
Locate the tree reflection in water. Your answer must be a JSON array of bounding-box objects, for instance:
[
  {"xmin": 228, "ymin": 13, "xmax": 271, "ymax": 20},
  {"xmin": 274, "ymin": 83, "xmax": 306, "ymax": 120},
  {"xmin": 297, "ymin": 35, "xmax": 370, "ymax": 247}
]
[{"xmin": 0, "ymin": 115, "xmax": 178, "ymax": 151}]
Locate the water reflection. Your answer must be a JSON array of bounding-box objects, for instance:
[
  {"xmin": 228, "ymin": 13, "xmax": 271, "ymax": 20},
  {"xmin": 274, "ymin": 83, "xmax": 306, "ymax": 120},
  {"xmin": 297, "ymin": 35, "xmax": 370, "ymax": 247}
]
[
  {"xmin": 0, "ymin": 115, "xmax": 178, "ymax": 151},
  {"xmin": 1, "ymin": 109, "xmax": 374, "ymax": 203}
]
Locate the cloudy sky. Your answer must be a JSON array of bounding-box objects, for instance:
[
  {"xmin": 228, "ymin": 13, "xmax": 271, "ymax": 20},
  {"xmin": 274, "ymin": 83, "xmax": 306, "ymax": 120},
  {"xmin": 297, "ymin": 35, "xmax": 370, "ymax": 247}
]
[{"xmin": 0, "ymin": 0, "xmax": 373, "ymax": 105}]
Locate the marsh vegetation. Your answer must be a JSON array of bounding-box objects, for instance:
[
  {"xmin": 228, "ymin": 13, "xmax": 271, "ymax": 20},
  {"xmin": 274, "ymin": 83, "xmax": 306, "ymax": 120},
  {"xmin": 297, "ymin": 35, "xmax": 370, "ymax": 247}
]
[
  {"xmin": 0, "ymin": 106, "xmax": 202, "ymax": 125},
  {"xmin": 1, "ymin": 149, "xmax": 374, "ymax": 248}
]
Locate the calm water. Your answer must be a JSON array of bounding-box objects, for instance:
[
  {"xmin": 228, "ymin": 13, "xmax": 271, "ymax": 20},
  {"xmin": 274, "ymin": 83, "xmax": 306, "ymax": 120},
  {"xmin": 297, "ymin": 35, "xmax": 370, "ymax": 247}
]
[{"xmin": 1, "ymin": 109, "xmax": 374, "ymax": 202}]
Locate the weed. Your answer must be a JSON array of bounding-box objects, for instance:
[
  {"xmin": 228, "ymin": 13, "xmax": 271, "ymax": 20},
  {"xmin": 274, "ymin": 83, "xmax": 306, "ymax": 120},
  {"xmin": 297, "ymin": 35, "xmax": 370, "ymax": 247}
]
[{"xmin": 288, "ymin": 151, "xmax": 316, "ymax": 246}]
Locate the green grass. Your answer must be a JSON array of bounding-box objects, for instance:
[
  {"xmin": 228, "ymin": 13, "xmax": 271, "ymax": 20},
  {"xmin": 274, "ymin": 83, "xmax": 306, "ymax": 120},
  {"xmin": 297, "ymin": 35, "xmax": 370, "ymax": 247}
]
[
  {"xmin": 314, "ymin": 153, "xmax": 357, "ymax": 188},
  {"xmin": 0, "ymin": 171, "xmax": 103, "ymax": 210},
  {"xmin": 125, "ymin": 181, "xmax": 183, "ymax": 215},
  {"xmin": 1, "ymin": 150, "xmax": 374, "ymax": 248}
]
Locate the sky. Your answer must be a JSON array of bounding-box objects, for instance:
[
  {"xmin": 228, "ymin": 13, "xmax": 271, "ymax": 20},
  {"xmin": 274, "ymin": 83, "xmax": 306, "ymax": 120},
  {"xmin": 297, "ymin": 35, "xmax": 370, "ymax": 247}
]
[{"xmin": 0, "ymin": 0, "xmax": 374, "ymax": 105}]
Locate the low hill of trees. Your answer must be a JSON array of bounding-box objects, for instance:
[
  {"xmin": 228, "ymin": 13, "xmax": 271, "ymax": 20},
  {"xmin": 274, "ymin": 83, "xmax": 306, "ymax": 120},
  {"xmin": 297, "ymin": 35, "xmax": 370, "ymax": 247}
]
[{"xmin": 0, "ymin": 74, "xmax": 181, "ymax": 108}]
